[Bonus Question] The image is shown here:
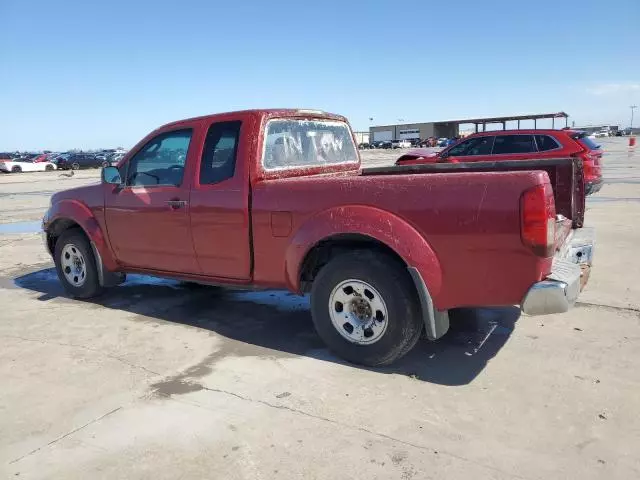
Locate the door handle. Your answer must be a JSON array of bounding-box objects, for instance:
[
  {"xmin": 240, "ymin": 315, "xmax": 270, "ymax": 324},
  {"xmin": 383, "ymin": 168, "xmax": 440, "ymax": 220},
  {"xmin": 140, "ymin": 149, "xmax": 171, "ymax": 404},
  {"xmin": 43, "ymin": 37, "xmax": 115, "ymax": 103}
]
[{"xmin": 166, "ymin": 199, "xmax": 187, "ymax": 209}]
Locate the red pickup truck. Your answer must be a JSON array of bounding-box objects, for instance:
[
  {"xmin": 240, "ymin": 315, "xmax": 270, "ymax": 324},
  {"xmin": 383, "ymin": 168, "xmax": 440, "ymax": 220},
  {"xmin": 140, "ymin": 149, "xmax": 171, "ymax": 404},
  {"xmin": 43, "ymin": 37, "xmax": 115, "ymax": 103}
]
[{"xmin": 42, "ymin": 109, "xmax": 595, "ymax": 366}]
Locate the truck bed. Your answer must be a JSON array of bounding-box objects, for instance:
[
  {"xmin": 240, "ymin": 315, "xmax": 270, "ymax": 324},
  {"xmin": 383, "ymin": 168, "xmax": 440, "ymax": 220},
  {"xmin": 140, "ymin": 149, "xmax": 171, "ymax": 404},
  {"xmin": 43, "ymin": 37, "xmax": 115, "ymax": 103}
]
[
  {"xmin": 253, "ymin": 166, "xmax": 560, "ymax": 310},
  {"xmin": 361, "ymin": 157, "xmax": 585, "ymax": 228}
]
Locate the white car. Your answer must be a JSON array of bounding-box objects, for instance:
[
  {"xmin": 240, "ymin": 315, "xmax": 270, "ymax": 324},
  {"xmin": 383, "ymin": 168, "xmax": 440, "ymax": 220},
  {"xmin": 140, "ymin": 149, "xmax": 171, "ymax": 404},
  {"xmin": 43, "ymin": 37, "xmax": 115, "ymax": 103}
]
[
  {"xmin": 593, "ymin": 130, "xmax": 609, "ymax": 138},
  {"xmin": 0, "ymin": 159, "xmax": 57, "ymax": 173},
  {"xmin": 391, "ymin": 139, "xmax": 411, "ymax": 149}
]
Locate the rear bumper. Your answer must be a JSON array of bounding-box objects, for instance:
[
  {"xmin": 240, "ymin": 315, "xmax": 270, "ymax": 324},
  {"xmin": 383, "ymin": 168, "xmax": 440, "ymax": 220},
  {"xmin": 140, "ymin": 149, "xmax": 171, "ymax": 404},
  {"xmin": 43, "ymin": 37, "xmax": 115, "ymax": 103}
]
[
  {"xmin": 585, "ymin": 179, "xmax": 603, "ymax": 196},
  {"xmin": 521, "ymin": 227, "xmax": 595, "ymax": 316}
]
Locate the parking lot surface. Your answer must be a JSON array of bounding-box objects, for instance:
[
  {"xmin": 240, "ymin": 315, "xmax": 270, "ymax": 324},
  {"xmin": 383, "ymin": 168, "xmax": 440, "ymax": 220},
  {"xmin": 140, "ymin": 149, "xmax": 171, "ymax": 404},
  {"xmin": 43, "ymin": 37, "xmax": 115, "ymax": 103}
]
[{"xmin": 1, "ymin": 138, "xmax": 639, "ymax": 479}]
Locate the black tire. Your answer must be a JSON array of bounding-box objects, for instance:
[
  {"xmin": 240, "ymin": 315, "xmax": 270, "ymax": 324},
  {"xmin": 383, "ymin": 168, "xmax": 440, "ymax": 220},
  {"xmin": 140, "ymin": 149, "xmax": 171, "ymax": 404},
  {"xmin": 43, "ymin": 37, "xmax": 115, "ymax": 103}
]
[
  {"xmin": 310, "ymin": 251, "xmax": 423, "ymax": 366},
  {"xmin": 71, "ymin": 163, "xmax": 80, "ymax": 170},
  {"xmin": 45, "ymin": 164, "xmax": 54, "ymax": 171},
  {"xmin": 11, "ymin": 165, "xmax": 22, "ymax": 173},
  {"xmin": 54, "ymin": 229, "xmax": 103, "ymax": 298}
]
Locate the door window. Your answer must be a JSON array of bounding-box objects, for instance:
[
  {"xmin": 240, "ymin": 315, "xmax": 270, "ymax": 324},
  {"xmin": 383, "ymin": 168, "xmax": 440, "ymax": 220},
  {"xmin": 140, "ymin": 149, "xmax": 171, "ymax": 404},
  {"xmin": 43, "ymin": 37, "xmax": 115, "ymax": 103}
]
[
  {"xmin": 125, "ymin": 129, "xmax": 192, "ymax": 187},
  {"xmin": 492, "ymin": 135, "xmax": 536, "ymax": 154},
  {"xmin": 199, "ymin": 121, "xmax": 241, "ymax": 185},
  {"xmin": 534, "ymin": 135, "xmax": 560, "ymax": 152},
  {"xmin": 446, "ymin": 136, "xmax": 494, "ymax": 156}
]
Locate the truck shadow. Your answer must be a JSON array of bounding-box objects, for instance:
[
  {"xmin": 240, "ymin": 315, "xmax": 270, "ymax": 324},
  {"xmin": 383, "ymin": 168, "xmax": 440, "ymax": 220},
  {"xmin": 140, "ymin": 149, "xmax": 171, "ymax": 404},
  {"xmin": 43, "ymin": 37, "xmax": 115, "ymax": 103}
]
[{"xmin": 14, "ymin": 268, "xmax": 520, "ymax": 386}]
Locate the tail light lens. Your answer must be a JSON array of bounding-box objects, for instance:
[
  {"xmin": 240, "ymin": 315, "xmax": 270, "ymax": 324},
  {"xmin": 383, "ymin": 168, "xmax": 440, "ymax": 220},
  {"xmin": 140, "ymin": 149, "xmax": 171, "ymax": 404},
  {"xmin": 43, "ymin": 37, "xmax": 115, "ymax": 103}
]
[
  {"xmin": 573, "ymin": 151, "xmax": 602, "ymax": 183},
  {"xmin": 520, "ymin": 183, "xmax": 556, "ymax": 257}
]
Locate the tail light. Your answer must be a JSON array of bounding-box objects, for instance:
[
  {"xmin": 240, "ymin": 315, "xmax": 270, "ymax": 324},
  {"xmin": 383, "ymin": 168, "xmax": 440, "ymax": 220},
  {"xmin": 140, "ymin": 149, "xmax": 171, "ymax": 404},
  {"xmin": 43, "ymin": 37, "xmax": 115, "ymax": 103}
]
[
  {"xmin": 520, "ymin": 183, "xmax": 556, "ymax": 257},
  {"xmin": 572, "ymin": 151, "xmax": 602, "ymax": 183}
]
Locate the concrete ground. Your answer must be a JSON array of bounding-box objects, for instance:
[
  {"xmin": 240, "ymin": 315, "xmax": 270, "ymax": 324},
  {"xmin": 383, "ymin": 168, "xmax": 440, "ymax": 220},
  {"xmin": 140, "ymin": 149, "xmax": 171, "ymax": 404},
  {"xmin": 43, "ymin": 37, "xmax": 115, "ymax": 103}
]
[{"xmin": 1, "ymin": 138, "xmax": 639, "ymax": 479}]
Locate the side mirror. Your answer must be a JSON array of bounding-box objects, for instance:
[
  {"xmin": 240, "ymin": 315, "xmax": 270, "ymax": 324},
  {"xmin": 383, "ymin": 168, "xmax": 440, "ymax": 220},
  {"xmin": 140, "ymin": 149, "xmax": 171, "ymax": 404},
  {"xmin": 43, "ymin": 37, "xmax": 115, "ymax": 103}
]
[{"xmin": 102, "ymin": 166, "xmax": 122, "ymax": 185}]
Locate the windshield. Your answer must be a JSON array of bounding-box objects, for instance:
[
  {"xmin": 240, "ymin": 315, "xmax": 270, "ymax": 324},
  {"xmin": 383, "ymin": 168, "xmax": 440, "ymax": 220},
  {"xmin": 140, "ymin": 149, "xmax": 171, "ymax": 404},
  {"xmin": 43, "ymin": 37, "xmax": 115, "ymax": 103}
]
[{"xmin": 262, "ymin": 119, "xmax": 358, "ymax": 170}]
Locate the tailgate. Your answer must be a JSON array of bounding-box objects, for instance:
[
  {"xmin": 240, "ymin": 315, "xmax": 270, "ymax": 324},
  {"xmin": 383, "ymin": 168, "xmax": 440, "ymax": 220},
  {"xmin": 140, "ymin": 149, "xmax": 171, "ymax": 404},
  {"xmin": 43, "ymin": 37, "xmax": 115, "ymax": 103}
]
[{"xmin": 362, "ymin": 157, "xmax": 586, "ymax": 229}]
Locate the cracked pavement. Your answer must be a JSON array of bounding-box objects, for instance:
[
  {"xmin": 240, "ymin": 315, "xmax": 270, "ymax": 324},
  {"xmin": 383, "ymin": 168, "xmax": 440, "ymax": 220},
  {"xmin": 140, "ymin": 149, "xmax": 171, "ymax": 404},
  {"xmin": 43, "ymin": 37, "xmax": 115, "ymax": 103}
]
[{"xmin": 1, "ymin": 139, "xmax": 640, "ymax": 479}]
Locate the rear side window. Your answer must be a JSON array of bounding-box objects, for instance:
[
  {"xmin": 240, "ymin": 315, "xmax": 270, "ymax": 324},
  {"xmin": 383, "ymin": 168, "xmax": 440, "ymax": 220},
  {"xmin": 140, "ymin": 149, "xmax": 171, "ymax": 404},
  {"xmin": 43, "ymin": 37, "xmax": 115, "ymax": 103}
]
[
  {"xmin": 493, "ymin": 135, "xmax": 536, "ymax": 154},
  {"xmin": 446, "ymin": 136, "xmax": 494, "ymax": 156},
  {"xmin": 534, "ymin": 135, "xmax": 560, "ymax": 152},
  {"xmin": 199, "ymin": 121, "xmax": 241, "ymax": 185}
]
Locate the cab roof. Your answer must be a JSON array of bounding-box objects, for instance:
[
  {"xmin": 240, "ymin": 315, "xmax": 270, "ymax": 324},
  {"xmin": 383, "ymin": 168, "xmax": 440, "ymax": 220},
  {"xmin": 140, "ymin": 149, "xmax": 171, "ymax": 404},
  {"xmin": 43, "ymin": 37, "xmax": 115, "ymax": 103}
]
[
  {"xmin": 161, "ymin": 109, "xmax": 348, "ymax": 130},
  {"xmin": 469, "ymin": 129, "xmax": 580, "ymax": 137}
]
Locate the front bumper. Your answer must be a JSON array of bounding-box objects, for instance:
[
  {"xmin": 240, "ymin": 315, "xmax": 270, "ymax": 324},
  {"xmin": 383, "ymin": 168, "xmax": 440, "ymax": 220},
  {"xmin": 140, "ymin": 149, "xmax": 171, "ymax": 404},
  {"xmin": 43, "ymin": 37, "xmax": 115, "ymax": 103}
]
[{"xmin": 521, "ymin": 227, "xmax": 595, "ymax": 316}]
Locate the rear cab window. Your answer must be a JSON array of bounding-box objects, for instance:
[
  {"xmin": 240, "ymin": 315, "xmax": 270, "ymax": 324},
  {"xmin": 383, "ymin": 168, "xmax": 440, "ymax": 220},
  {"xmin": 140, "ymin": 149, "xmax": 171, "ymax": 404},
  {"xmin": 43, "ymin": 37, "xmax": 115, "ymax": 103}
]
[{"xmin": 262, "ymin": 119, "xmax": 358, "ymax": 170}]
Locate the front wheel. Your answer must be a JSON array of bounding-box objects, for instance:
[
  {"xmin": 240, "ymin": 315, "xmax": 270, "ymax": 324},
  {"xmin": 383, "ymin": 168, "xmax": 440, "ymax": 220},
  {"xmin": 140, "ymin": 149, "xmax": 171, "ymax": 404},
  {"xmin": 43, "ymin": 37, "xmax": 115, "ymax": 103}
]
[
  {"xmin": 71, "ymin": 163, "xmax": 80, "ymax": 170},
  {"xmin": 311, "ymin": 251, "xmax": 423, "ymax": 366},
  {"xmin": 11, "ymin": 165, "xmax": 22, "ymax": 173},
  {"xmin": 54, "ymin": 229, "xmax": 103, "ymax": 298},
  {"xmin": 45, "ymin": 164, "xmax": 54, "ymax": 171}
]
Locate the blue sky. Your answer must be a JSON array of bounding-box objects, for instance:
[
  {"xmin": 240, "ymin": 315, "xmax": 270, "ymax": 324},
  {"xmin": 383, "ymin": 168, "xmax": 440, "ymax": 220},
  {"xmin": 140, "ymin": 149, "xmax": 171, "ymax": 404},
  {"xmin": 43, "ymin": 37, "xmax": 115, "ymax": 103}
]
[{"xmin": 1, "ymin": 0, "xmax": 638, "ymax": 150}]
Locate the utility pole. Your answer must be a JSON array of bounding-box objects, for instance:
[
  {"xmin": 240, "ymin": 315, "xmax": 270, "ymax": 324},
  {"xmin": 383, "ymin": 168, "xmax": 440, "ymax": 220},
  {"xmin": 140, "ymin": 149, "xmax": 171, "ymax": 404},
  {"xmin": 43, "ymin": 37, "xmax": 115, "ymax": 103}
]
[{"xmin": 631, "ymin": 105, "xmax": 637, "ymax": 132}]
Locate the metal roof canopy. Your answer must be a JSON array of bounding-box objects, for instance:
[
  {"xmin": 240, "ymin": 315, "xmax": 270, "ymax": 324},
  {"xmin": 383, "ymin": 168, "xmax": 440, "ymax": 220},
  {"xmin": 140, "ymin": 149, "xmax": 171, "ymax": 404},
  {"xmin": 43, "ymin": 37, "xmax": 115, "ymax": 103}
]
[{"xmin": 440, "ymin": 112, "xmax": 569, "ymax": 133}]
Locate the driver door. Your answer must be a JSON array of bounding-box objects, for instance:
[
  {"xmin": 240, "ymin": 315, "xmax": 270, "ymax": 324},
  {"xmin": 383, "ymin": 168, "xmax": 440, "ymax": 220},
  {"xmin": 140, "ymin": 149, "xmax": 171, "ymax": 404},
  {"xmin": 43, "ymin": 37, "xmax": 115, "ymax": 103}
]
[{"xmin": 104, "ymin": 128, "xmax": 200, "ymax": 273}]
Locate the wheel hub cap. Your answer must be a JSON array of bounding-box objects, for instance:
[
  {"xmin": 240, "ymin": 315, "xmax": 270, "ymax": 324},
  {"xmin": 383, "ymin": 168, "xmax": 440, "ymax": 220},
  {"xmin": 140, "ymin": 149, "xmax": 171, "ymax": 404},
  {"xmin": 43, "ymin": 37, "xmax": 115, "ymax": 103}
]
[
  {"xmin": 329, "ymin": 279, "xmax": 388, "ymax": 345},
  {"xmin": 60, "ymin": 244, "xmax": 87, "ymax": 287}
]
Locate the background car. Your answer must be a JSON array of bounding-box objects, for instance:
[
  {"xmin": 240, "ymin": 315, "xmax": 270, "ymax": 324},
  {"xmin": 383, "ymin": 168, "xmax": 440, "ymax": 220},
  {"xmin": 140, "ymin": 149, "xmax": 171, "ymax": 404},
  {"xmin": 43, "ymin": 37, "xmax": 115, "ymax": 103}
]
[
  {"xmin": 56, "ymin": 153, "xmax": 105, "ymax": 170},
  {"xmin": 107, "ymin": 152, "xmax": 126, "ymax": 165},
  {"xmin": 0, "ymin": 157, "xmax": 57, "ymax": 173},
  {"xmin": 358, "ymin": 142, "xmax": 371, "ymax": 149},
  {"xmin": 396, "ymin": 129, "xmax": 604, "ymax": 195},
  {"xmin": 32, "ymin": 153, "xmax": 56, "ymax": 163},
  {"xmin": 391, "ymin": 139, "xmax": 411, "ymax": 149}
]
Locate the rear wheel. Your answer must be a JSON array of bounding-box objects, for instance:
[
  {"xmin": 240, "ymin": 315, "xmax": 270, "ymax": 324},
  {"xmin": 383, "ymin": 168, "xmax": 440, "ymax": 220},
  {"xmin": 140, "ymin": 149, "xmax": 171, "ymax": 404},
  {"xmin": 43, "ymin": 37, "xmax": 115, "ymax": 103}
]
[
  {"xmin": 310, "ymin": 251, "xmax": 422, "ymax": 366},
  {"xmin": 71, "ymin": 163, "xmax": 80, "ymax": 170},
  {"xmin": 11, "ymin": 165, "xmax": 22, "ymax": 173},
  {"xmin": 54, "ymin": 229, "xmax": 103, "ymax": 298},
  {"xmin": 45, "ymin": 164, "xmax": 54, "ymax": 171}
]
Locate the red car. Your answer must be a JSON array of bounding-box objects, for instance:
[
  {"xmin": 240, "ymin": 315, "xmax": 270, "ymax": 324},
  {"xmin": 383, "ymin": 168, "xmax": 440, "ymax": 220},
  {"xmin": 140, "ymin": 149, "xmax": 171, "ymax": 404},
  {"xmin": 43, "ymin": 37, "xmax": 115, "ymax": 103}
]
[
  {"xmin": 32, "ymin": 154, "xmax": 52, "ymax": 163},
  {"xmin": 42, "ymin": 109, "xmax": 594, "ymax": 366},
  {"xmin": 396, "ymin": 129, "xmax": 603, "ymax": 195}
]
